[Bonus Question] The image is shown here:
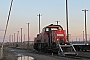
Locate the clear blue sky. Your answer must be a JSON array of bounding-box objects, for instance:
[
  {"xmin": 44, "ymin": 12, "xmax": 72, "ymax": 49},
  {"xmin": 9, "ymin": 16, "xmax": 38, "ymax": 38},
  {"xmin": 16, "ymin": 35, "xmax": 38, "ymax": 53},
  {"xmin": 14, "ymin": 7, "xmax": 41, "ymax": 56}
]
[{"xmin": 0, "ymin": 0, "xmax": 90, "ymax": 42}]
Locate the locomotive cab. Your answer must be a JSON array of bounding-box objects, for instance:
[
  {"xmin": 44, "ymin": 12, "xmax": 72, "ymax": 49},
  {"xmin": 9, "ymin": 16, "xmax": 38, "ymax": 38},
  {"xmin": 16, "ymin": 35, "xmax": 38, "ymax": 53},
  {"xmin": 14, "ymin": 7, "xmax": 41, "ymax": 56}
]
[{"xmin": 44, "ymin": 24, "xmax": 66, "ymax": 47}]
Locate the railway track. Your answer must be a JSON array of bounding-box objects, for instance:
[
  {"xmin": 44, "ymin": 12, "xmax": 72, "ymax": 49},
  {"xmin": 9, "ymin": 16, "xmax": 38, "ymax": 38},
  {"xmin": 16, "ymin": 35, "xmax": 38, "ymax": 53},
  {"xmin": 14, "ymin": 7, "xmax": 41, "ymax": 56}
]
[
  {"xmin": 65, "ymin": 55, "xmax": 90, "ymax": 59},
  {"xmin": 29, "ymin": 49, "xmax": 90, "ymax": 60},
  {"xmin": 9, "ymin": 47, "xmax": 90, "ymax": 60}
]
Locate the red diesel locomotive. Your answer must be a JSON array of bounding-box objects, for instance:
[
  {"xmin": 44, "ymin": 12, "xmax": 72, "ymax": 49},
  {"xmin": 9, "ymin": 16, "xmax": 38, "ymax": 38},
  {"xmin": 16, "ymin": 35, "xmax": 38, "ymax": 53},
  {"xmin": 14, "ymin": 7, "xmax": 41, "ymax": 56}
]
[{"xmin": 34, "ymin": 24, "xmax": 77, "ymax": 56}]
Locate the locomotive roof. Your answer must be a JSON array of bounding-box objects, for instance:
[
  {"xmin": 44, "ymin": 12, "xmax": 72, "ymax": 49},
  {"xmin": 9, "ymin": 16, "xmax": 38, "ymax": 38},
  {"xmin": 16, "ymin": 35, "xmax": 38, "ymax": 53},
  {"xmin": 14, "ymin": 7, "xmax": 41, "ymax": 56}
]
[{"xmin": 43, "ymin": 24, "xmax": 63, "ymax": 29}]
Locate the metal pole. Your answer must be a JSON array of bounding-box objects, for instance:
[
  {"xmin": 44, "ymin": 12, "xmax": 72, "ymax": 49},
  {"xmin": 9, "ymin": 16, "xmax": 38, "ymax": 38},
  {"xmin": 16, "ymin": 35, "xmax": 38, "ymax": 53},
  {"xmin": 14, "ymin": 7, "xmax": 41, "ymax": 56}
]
[
  {"xmin": 76, "ymin": 37, "xmax": 77, "ymax": 42},
  {"xmin": 83, "ymin": 31, "xmax": 84, "ymax": 41},
  {"xmin": 19, "ymin": 36, "xmax": 20, "ymax": 46},
  {"xmin": 37, "ymin": 14, "xmax": 42, "ymax": 34},
  {"xmin": 21, "ymin": 28, "xmax": 23, "ymax": 47},
  {"xmin": 66, "ymin": 0, "xmax": 69, "ymax": 42},
  {"xmin": 14, "ymin": 33, "xmax": 15, "ymax": 46},
  {"xmin": 28, "ymin": 23, "xmax": 29, "ymax": 50},
  {"xmin": 26, "ymin": 23, "xmax": 30, "ymax": 50},
  {"xmin": 12, "ymin": 35, "xmax": 13, "ymax": 46},
  {"xmin": 17, "ymin": 31, "xmax": 19, "ymax": 43},
  {"xmin": 39, "ymin": 14, "xmax": 40, "ymax": 34},
  {"xmin": 24, "ymin": 34, "xmax": 25, "ymax": 42},
  {"xmin": 1, "ymin": 0, "xmax": 13, "ymax": 59},
  {"xmin": 79, "ymin": 38, "xmax": 80, "ymax": 42},
  {"xmin": 85, "ymin": 10, "xmax": 87, "ymax": 43},
  {"xmin": 55, "ymin": 20, "xmax": 60, "ymax": 25},
  {"xmin": 19, "ymin": 37, "xmax": 20, "ymax": 42},
  {"xmin": 82, "ymin": 9, "xmax": 88, "ymax": 43}
]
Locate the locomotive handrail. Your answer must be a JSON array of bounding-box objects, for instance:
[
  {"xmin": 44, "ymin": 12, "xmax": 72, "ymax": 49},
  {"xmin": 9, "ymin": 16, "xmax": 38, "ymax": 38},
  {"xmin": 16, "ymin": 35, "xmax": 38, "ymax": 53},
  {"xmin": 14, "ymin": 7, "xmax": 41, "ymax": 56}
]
[
  {"xmin": 71, "ymin": 43, "xmax": 78, "ymax": 56},
  {"xmin": 58, "ymin": 44, "xmax": 63, "ymax": 52},
  {"xmin": 60, "ymin": 45, "xmax": 72, "ymax": 47},
  {"xmin": 56, "ymin": 40, "xmax": 65, "ymax": 56},
  {"xmin": 58, "ymin": 44, "xmax": 65, "ymax": 56},
  {"xmin": 71, "ymin": 43, "xmax": 77, "ymax": 53}
]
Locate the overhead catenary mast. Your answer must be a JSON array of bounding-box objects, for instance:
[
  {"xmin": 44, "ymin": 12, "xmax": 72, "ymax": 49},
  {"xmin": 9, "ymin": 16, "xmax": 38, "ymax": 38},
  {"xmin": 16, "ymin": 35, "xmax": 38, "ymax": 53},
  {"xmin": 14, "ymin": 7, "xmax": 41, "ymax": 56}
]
[
  {"xmin": 26, "ymin": 23, "xmax": 30, "ymax": 50},
  {"xmin": 82, "ymin": 9, "xmax": 89, "ymax": 43},
  {"xmin": 17, "ymin": 31, "xmax": 19, "ymax": 43},
  {"xmin": 66, "ymin": 0, "xmax": 69, "ymax": 42},
  {"xmin": 20, "ymin": 28, "xmax": 23, "ymax": 46},
  {"xmin": 83, "ymin": 31, "xmax": 84, "ymax": 41},
  {"xmin": 24, "ymin": 34, "xmax": 25, "ymax": 42},
  {"xmin": 14, "ymin": 33, "xmax": 15, "ymax": 46},
  {"xmin": 37, "ymin": 14, "xmax": 42, "ymax": 34}
]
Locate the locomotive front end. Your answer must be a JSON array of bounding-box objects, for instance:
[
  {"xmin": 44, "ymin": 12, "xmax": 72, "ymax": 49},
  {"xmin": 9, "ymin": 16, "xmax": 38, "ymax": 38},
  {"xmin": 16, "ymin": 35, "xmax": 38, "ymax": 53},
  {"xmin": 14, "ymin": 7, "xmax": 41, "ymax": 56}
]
[{"xmin": 54, "ymin": 29, "xmax": 66, "ymax": 44}]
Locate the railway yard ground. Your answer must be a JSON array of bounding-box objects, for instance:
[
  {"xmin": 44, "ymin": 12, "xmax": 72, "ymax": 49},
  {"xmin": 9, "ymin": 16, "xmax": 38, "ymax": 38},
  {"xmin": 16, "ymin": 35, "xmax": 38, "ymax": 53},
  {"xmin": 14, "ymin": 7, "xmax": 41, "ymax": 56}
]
[{"xmin": 2, "ymin": 46, "xmax": 90, "ymax": 60}]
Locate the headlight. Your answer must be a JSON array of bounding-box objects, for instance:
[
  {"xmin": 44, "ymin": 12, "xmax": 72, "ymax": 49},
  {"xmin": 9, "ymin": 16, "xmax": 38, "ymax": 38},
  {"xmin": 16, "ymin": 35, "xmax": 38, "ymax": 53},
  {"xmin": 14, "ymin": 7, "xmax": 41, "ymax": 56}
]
[
  {"xmin": 65, "ymin": 44, "xmax": 67, "ymax": 45},
  {"xmin": 86, "ymin": 43, "xmax": 89, "ymax": 45},
  {"xmin": 57, "ymin": 39, "xmax": 59, "ymax": 40}
]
